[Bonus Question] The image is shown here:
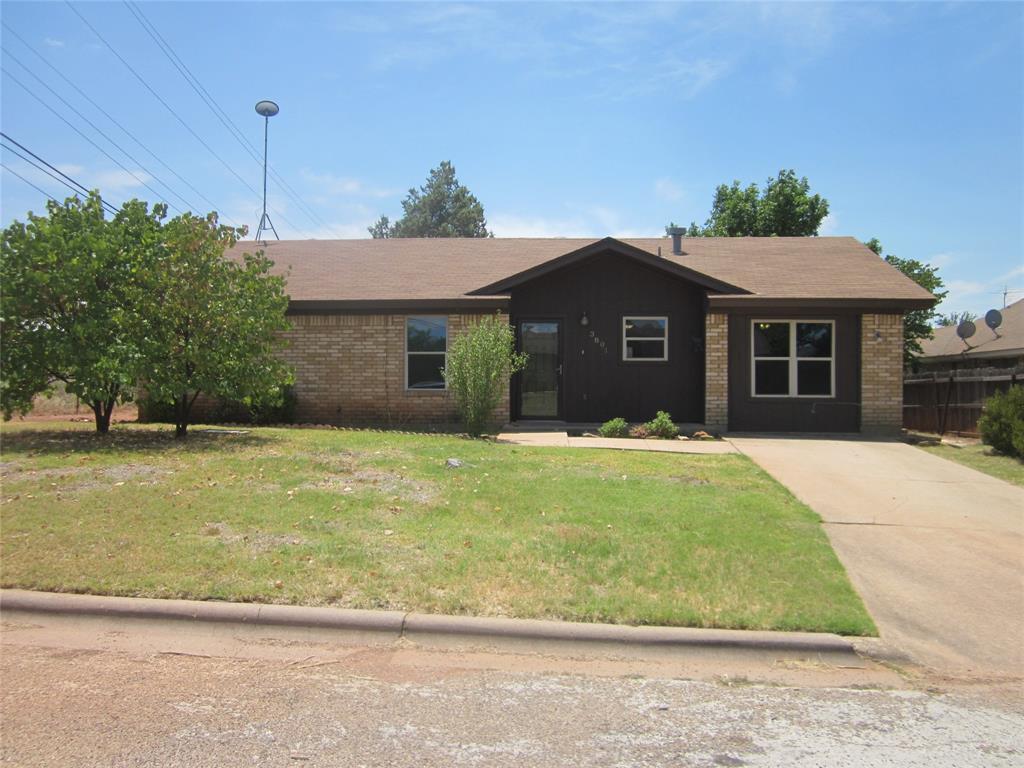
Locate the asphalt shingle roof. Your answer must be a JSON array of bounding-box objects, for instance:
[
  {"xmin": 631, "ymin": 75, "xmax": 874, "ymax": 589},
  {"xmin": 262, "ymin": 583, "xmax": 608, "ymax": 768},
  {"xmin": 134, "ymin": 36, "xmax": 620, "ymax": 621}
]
[
  {"xmin": 231, "ymin": 236, "xmax": 936, "ymax": 304},
  {"xmin": 917, "ymin": 298, "xmax": 1024, "ymax": 361}
]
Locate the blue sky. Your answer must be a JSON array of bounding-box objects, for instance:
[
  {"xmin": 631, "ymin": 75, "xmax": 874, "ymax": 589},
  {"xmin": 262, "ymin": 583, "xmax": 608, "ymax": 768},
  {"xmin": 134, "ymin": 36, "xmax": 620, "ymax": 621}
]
[{"xmin": 2, "ymin": 1, "xmax": 1022, "ymax": 314}]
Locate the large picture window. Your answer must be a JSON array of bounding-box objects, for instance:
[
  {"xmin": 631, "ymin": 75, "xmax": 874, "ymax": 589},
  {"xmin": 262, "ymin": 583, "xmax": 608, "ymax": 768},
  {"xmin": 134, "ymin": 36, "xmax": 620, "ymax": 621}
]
[
  {"xmin": 406, "ymin": 316, "xmax": 447, "ymax": 390},
  {"xmin": 752, "ymin": 320, "xmax": 834, "ymax": 397},
  {"xmin": 623, "ymin": 317, "xmax": 668, "ymax": 361}
]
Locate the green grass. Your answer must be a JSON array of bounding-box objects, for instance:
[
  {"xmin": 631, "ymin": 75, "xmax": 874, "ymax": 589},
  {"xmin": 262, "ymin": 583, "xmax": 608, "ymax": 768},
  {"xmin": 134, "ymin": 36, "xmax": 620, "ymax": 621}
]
[
  {"xmin": 0, "ymin": 421, "xmax": 875, "ymax": 635},
  {"xmin": 917, "ymin": 442, "xmax": 1024, "ymax": 487}
]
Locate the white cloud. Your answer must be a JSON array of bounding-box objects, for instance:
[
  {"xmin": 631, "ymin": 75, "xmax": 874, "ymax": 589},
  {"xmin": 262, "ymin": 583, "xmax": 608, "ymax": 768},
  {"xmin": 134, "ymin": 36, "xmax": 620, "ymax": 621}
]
[
  {"xmin": 654, "ymin": 178, "xmax": 685, "ymax": 203},
  {"xmin": 490, "ymin": 206, "xmax": 661, "ymax": 239},
  {"xmin": 55, "ymin": 163, "xmax": 85, "ymax": 176},
  {"xmin": 300, "ymin": 170, "xmax": 395, "ymax": 199},
  {"xmin": 44, "ymin": 38, "xmax": 65, "ymax": 48},
  {"xmin": 90, "ymin": 169, "xmax": 150, "ymax": 191},
  {"xmin": 937, "ymin": 266, "xmax": 1024, "ymax": 315},
  {"xmin": 818, "ymin": 212, "xmax": 840, "ymax": 236}
]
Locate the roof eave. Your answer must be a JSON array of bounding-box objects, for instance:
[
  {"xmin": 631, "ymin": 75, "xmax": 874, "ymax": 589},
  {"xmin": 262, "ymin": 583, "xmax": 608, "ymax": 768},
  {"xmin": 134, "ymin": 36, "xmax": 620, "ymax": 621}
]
[{"xmin": 706, "ymin": 295, "xmax": 937, "ymax": 311}]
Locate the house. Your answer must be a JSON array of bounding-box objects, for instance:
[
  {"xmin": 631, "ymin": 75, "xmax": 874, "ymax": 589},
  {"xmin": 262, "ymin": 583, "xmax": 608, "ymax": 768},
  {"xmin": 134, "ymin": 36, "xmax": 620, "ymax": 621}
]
[
  {"xmin": 903, "ymin": 298, "xmax": 1023, "ymax": 435},
  {"xmin": 217, "ymin": 234, "xmax": 935, "ymax": 434},
  {"xmin": 914, "ymin": 298, "xmax": 1024, "ymax": 373}
]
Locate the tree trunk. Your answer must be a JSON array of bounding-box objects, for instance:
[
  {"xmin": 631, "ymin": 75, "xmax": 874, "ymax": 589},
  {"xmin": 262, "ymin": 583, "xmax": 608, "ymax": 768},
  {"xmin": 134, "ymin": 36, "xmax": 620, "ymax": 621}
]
[
  {"xmin": 90, "ymin": 397, "xmax": 116, "ymax": 434},
  {"xmin": 174, "ymin": 391, "xmax": 198, "ymax": 438}
]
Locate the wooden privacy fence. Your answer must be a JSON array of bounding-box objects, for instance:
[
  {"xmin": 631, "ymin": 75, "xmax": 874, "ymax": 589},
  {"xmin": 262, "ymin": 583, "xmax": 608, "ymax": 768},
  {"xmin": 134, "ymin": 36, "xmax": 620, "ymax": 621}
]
[{"xmin": 903, "ymin": 366, "xmax": 1023, "ymax": 435}]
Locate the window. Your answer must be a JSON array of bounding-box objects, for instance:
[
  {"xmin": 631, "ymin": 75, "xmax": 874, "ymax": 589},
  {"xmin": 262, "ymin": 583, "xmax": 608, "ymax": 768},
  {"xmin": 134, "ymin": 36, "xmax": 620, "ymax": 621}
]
[
  {"xmin": 623, "ymin": 317, "xmax": 668, "ymax": 361},
  {"xmin": 406, "ymin": 316, "xmax": 447, "ymax": 390},
  {"xmin": 752, "ymin": 320, "xmax": 834, "ymax": 397}
]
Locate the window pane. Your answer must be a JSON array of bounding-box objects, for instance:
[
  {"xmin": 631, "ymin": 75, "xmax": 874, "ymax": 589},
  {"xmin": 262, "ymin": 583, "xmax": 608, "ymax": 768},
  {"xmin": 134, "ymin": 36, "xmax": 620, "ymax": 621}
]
[
  {"xmin": 624, "ymin": 318, "xmax": 666, "ymax": 338},
  {"xmin": 797, "ymin": 361, "xmax": 832, "ymax": 396},
  {"xmin": 625, "ymin": 339, "xmax": 665, "ymax": 359},
  {"xmin": 754, "ymin": 322, "xmax": 789, "ymax": 357},
  {"xmin": 797, "ymin": 323, "xmax": 832, "ymax": 358},
  {"xmin": 408, "ymin": 353, "xmax": 446, "ymax": 389},
  {"xmin": 407, "ymin": 317, "xmax": 447, "ymax": 352},
  {"xmin": 754, "ymin": 360, "xmax": 789, "ymax": 395}
]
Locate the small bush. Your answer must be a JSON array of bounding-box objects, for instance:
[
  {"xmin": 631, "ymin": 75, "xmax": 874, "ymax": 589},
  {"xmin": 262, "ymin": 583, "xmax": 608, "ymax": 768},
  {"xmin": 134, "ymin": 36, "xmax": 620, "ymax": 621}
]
[
  {"xmin": 137, "ymin": 397, "xmax": 176, "ymax": 424},
  {"xmin": 444, "ymin": 314, "xmax": 527, "ymax": 437},
  {"xmin": 629, "ymin": 424, "xmax": 650, "ymax": 439},
  {"xmin": 979, "ymin": 385, "xmax": 1024, "ymax": 458},
  {"xmin": 644, "ymin": 410, "xmax": 680, "ymax": 439},
  {"xmin": 251, "ymin": 385, "xmax": 298, "ymax": 425},
  {"xmin": 599, "ymin": 417, "xmax": 630, "ymax": 438}
]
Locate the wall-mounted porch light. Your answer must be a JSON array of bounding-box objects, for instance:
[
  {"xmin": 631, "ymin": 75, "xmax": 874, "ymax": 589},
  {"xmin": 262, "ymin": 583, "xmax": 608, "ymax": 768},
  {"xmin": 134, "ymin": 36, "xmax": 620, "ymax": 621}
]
[{"xmin": 579, "ymin": 312, "xmax": 590, "ymax": 327}]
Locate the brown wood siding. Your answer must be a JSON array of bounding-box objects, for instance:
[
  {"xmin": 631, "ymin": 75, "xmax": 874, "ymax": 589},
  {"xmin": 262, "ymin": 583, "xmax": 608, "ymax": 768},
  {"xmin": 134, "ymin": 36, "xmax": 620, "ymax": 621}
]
[
  {"xmin": 727, "ymin": 312, "xmax": 862, "ymax": 432},
  {"xmin": 511, "ymin": 250, "xmax": 706, "ymax": 423}
]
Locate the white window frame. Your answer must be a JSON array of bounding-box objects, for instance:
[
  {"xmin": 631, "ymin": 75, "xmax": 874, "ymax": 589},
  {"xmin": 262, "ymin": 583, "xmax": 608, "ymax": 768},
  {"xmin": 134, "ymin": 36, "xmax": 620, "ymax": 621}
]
[
  {"xmin": 750, "ymin": 319, "xmax": 835, "ymax": 399},
  {"xmin": 405, "ymin": 315, "xmax": 448, "ymax": 391},
  {"xmin": 622, "ymin": 316, "xmax": 669, "ymax": 361}
]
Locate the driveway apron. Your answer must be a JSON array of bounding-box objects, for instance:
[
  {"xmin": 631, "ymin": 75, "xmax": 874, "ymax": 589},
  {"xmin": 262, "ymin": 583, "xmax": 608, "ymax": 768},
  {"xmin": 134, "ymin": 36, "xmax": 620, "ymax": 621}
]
[{"xmin": 729, "ymin": 436, "xmax": 1024, "ymax": 679}]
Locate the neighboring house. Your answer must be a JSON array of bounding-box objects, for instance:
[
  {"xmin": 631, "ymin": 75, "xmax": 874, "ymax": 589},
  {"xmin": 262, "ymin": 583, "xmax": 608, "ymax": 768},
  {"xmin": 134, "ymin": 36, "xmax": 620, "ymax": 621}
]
[
  {"xmin": 914, "ymin": 298, "xmax": 1024, "ymax": 372},
  {"xmin": 903, "ymin": 298, "xmax": 1023, "ymax": 435},
  {"xmin": 209, "ymin": 235, "xmax": 933, "ymax": 434}
]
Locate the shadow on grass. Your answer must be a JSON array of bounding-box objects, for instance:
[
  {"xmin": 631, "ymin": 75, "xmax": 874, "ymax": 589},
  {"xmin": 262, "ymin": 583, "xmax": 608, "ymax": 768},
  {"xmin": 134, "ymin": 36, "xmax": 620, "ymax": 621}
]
[{"xmin": 0, "ymin": 425, "xmax": 270, "ymax": 457}]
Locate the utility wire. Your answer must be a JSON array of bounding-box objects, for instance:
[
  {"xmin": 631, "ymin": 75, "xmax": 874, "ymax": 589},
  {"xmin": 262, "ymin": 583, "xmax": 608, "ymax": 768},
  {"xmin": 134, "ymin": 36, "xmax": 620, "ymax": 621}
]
[
  {"xmin": 1, "ymin": 20, "xmax": 235, "ymax": 223},
  {"xmin": 1, "ymin": 136, "xmax": 120, "ymax": 214},
  {"xmin": 1, "ymin": 161, "xmax": 60, "ymax": 203},
  {"xmin": 124, "ymin": 0, "xmax": 337, "ymax": 237},
  {"xmin": 2, "ymin": 66, "xmax": 182, "ymax": 213},
  {"xmin": 65, "ymin": 1, "xmax": 308, "ymax": 236},
  {"xmin": 2, "ymin": 48, "xmax": 194, "ymax": 212}
]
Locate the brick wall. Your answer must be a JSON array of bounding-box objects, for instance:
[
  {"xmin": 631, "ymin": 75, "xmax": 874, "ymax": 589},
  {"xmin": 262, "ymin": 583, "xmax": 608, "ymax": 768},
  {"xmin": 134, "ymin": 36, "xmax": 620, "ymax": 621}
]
[
  {"xmin": 704, "ymin": 312, "xmax": 729, "ymax": 432},
  {"xmin": 191, "ymin": 312, "xmax": 511, "ymax": 428},
  {"xmin": 861, "ymin": 313, "xmax": 904, "ymax": 434}
]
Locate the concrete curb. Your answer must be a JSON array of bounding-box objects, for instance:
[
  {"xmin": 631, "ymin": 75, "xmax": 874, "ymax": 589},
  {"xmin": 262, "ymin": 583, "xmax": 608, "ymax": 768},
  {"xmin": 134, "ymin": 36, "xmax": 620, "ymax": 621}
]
[{"xmin": 0, "ymin": 589, "xmax": 860, "ymax": 662}]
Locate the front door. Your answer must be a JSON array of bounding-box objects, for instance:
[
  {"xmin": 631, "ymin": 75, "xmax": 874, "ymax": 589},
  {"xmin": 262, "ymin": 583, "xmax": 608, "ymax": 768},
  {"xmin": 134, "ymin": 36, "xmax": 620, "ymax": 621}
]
[{"xmin": 518, "ymin": 320, "xmax": 561, "ymax": 419}]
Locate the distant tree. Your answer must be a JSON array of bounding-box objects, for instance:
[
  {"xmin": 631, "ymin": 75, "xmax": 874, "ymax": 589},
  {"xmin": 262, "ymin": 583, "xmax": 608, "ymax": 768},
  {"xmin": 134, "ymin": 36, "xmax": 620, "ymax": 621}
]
[
  {"xmin": 0, "ymin": 193, "xmax": 165, "ymax": 433},
  {"xmin": 137, "ymin": 213, "xmax": 293, "ymax": 438},
  {"xmin": 935, "ymin": 311, "xmax": 978, "ymax": 328},
  {"xmin": 443, "ymin": 314, "xmax": 527, "ymax": 436},
  {"xmin": 669, "ymin": 169, "xmax": 830, "ymax": 237},
  {"xmin": 369, "ymin": 161, "xmax": 491, "ymax": 238},
  {"xmin": 864, "ymin": 238, "xmax": 947, "ymax": 367}
]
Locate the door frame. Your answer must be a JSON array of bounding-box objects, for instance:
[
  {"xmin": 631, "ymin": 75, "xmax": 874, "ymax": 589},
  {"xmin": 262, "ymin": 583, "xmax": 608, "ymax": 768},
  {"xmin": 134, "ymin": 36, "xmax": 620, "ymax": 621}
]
[{"xmin": 513, "ymin": 317, "xmax": 564, "ymax": 421}]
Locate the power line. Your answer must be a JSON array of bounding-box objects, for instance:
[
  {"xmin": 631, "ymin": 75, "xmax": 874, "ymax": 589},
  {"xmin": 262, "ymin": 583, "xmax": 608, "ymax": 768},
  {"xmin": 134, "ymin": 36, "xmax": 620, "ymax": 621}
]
[
  {"xmin": 2, "ymin": 48, "xmax": 194, "ymax": 212},
  {"xmin": 124, "ymin": 0, "xmax": 337, "ymax": 237},
  {"xmin": 65, "ymin": 1, "xmax": 308, "ymax": 237},
  {"xmin": 1, "ymin": 161, "xmax": 60, "ymax": 203},
  {"xmin": 1, "ymin": 66, "xmax": 183, "ymax": 214},
  {"xmin": 1, "ymin": 135, "xmax": 120, "ymax": 214},
  {"xmin": 1, "ymin": 20, "xmax": 235, "ymax": 223}
]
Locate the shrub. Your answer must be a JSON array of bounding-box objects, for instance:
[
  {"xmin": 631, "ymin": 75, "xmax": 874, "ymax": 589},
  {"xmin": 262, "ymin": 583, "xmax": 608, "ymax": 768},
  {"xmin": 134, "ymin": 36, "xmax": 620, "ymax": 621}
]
[
  {"xmin": 644, "ymin": 410, "xmax": 680, "ymax": 439},
  {"xmin": 443, "ymin": 314, "xmax": 528, "ymax": 437},
  {"xmin": 979, "ymin": 385, "xmax": 1024, "ymax": 458},
  {"xmin": 629, "ymin": 424, "xmax": 650, "ymax": 439},
  {"xmin": 599, "ymin": 417, "xmax": 630, "ymax": 438}
]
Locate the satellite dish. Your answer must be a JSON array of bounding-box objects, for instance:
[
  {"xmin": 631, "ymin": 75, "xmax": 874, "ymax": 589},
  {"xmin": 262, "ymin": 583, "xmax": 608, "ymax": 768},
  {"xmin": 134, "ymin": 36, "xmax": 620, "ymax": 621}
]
[
  {"xmin": 985, "ymin": 309, "xmax": 1003, "ymax": 331},
  {"xmin": 956, "ymin": 320, "xmax": 977, "ymax": 341},
  {"xmin": 255, "ymin": 100, "xmax": 279, "ymax": 117}
]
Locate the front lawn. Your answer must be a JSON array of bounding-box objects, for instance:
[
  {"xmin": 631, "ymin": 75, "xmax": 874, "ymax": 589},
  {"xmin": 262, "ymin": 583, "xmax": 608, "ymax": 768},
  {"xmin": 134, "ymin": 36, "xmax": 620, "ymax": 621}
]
[
  {"xmin": 917, "ymin": 442, "xmax": 1024, "ymax": 487},
  {"xmin": 0, "ymin": 421, "xmax": 875, "ymax": 635}
]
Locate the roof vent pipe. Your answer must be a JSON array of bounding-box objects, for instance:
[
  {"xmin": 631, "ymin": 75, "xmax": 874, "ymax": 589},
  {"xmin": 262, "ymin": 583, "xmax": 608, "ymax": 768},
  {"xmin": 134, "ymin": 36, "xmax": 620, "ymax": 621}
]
[{"xmin": 666, "ymin": 226, "xmax": 685, "ymax": 256}]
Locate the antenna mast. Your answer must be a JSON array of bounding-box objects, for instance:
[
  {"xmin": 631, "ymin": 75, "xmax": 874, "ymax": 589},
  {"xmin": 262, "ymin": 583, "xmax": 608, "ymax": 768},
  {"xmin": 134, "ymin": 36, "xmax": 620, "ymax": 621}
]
[{"xmin": 254, "ymin": 100, "xmax": 280, "ymax": 242}]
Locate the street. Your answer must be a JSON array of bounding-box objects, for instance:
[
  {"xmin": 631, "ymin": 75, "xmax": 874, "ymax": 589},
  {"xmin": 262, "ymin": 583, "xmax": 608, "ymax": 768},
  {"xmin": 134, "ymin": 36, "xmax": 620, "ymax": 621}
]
[{"xmin": 2, "ymin": 612, "xmax": 1022, "ymax": 767}]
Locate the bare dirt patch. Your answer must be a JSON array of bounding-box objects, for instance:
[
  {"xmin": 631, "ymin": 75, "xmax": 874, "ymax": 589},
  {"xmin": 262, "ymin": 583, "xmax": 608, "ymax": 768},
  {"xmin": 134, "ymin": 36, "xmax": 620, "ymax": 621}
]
[
  {"xmin": 200, "ymin": 522, "xmax": 305, "ymax": 552},
  {"xmin": 301, "ymin": 470, "xmax": 439, "ymax": 505}
]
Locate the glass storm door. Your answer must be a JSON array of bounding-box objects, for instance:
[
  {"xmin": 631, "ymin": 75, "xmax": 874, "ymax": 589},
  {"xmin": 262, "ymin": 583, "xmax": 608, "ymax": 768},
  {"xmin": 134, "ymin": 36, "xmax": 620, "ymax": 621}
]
[{"xmin": 519, "ymin": 321, "xmax": 561, "ymax": 419}]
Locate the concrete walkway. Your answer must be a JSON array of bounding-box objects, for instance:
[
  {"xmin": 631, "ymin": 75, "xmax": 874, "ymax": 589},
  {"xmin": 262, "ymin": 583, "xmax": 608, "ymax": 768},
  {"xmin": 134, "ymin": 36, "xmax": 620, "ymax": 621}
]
[
  {"xmin": 497, "ymin": 431, "xmax": 738, "ymax": 454},
  {"xmin": 730, "ymin": 435, "xmax": 1024, "ymax": 679}
]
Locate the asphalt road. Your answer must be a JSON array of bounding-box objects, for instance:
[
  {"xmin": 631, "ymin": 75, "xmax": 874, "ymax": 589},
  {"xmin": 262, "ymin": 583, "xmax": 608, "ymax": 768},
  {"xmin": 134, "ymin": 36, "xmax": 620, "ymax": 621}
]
[{"xmin": 2, "ymin": 613, "xmax": 1022, "ymax": 768}]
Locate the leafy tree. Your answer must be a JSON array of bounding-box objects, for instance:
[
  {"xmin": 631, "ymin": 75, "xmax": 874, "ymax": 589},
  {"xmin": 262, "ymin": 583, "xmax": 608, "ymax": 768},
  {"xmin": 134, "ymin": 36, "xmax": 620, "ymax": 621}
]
[
  {"xmin": 669, "ymin": 169, "xmax": 830, "ymax": 237},
  {"xmin": 936, "ymin": 311, "xmax": 978, "ymax": 328},
  {"xmin": 0, "ymin": 193, "xmax": 165, "ymax": 433},
  {"xmin": 864, "ymin": 238, "xmax": 947, "ymax": 367},
  {"xmin": 443, "ymin": 314, "xmax": 526, "ymax": 436},
  {"xmin": 137, "ymin": 212, "xmax": 293, "ymax": 438},
  {"xmin": 369, "ymin": 161, "xmax": 491, "ymax": 238}
]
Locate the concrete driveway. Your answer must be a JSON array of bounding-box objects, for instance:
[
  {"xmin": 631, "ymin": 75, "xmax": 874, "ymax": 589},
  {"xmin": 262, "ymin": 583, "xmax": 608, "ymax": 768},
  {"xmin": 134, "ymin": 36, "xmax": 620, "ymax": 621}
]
[{"xmin": 729, "ymin": 436, "xmax": 1024, "ymax": 679}]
